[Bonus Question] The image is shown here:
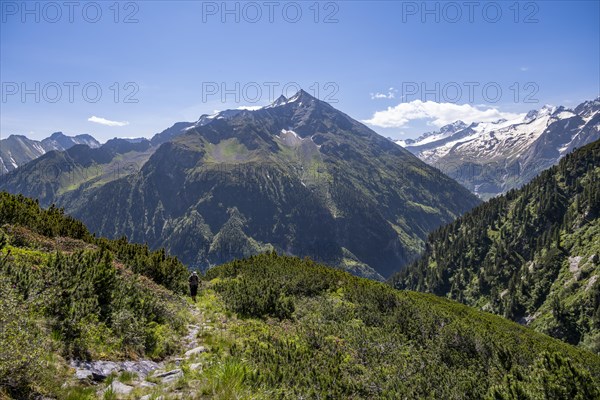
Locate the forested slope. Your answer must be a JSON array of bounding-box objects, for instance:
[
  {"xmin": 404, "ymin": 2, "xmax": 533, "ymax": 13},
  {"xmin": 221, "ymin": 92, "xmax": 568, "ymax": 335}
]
[{"xmin": 393, "ymin": 140, "xmax": 600, "ymax": 352}]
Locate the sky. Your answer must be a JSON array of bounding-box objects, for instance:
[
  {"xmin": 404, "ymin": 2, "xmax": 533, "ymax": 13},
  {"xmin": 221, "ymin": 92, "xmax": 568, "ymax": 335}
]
[{"xmin": 1, "ymin": 0, "xmax": 599, "ymax": 142}]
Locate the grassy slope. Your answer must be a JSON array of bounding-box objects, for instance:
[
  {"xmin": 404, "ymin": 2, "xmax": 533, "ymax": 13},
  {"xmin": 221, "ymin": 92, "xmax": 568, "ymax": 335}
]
[
  {"xmin": 71, "ymin": 253, "xmax": 599, "ymax": 399},
  {"xmin": 192, "ymin": 253, "xmax": 599, "ymax": 399}
]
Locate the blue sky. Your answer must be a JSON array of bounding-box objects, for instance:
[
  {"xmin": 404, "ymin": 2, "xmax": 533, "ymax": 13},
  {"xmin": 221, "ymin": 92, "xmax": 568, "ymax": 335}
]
[{"xmin": 1, "ymin": 0, "xmax": 599, "ymax": 142}]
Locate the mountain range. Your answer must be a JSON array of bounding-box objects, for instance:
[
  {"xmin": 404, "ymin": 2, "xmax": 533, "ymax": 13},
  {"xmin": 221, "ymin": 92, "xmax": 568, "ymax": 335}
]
[
  {"xmin": 0, "ymin": 132, "xmax": 100, "ymax": 174},
  {"xmin": 396, "ymin": 98, "xmax": 600, "ymax": 199},
  {"xmin": 2, "ymin": 93, "xmax": 600, "ymax": 398},
  {"xmin": 0, "ymin": 90, "xmax": 480, "ymax": 279}
]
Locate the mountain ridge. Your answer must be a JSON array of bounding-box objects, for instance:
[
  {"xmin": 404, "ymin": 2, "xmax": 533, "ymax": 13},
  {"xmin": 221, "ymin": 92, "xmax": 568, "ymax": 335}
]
[
  {"xmin": 395, "ymin": 98, "xmax": 600, "ymax": 199},
  {"xmin": 0, "ymin": 131, "xmax": 101, "ymax": 174}
]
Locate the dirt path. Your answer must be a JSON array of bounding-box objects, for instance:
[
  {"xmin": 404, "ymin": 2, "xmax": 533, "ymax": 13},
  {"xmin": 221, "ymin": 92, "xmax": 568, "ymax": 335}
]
[{"xmin": 69, "ymin": 303, "xmax": 211, "ymax": 399}]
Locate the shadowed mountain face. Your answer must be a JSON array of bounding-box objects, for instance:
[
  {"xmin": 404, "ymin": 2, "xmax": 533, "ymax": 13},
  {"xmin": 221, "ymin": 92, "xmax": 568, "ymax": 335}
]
[{"xmin": 0, "ymin": 91, "xmax": 480, "ymax": 279}]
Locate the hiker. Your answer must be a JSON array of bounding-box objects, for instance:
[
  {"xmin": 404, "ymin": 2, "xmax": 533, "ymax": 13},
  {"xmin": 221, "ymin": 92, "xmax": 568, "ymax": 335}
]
[{"xmin": 189, "ymin": 271, "xmax": 200, "ymax": 302}]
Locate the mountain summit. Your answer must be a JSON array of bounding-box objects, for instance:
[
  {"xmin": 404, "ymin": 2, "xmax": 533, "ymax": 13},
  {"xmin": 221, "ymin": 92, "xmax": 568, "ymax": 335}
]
[{"xmin": 267, "ymin": 94, "xmax": 289, "ymax": 108}]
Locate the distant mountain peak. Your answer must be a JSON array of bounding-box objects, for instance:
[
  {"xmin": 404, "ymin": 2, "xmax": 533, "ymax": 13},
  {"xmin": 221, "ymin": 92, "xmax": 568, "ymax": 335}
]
[
  {"xmin": 49, "ymin": 131, "xmax": 66, "ymax": 139},
  {"xmin": 439, "ymin": 120, "xmax": 467, "ymax": 133},
  {"xmin": 264, "ymin": 90, "xmax": 318, "ymax": 109},
  {"xmin": 396, "ymin": 120, "xmax": 469, "ymax": 147},
  {"xmin": 287, "ymin": 89, "xmax": 316, "ymax": 104},
  {"xmin": 0, "ymin": 131, "xmax": 100, "ymax": 174},
  {"xmin": 524, "ymin": 104, "xmax": 556, "ymax": 122},
  {"xmin": 6, "ymin": 134, "xmax": 28, "ymax": 140},
  {"xmin": 268, "ymin": 94, "xmax": 288, "ymax": 108}
]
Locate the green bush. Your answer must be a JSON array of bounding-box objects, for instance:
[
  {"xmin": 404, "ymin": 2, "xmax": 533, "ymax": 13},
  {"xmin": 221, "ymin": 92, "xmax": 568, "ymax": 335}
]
[
  {"xmin": 0, "ymin": 278, "xmax": 59, "ymax": 398},
  {"xmin": 487, "ymin": 352, "xmax": 600, "ymax": 400},
  {"xmin": 208, "ymin": 253, "xmax": 600, "ymax": 399},
  {"xmin": 144, "ymin": 322, "xmax": 181, "ymax": 360},
  {"xmin": 0, "ymin": 225, "xmax": 188, "ymax": 361}
]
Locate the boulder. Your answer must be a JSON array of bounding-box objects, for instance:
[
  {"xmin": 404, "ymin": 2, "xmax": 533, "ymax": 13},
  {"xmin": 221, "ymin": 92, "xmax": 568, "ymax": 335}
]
[
  {"xmin": 74, "ymin": 369, "xmax": 93, "ymax": 380},
  {"xmin": 100, "ymin": 381, "xmax": 134, "ymax": 396},
  {"xmin": 190, "ymin": 363, "xmax": 203, "ymax": 371},
  {"xmin": 184, "ymin": 346, "xmax": 207, "ymax": 358},
  {"xmin": 153, "ymin": 368, "xmax": 183, "ymax": 383},
  {"xmin": 69, "ymin": 359, "xmax": 162, "ymax": 381}
]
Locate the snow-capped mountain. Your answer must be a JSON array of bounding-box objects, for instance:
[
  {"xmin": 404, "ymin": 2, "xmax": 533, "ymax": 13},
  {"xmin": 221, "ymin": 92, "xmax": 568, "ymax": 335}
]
[
  {"xmin": 150, "ymin": 108, "xmax": 254, "ymax": 146},
  {"xmin": 396, "ymin": 98, "xmax": 600, "ymax": 199},
  {"xmin": 194, "ymin": 94, "xmax": 309, "ymax": 127},
  {"xmin": 151, "ymin": 94, "xmax": 314, "ymax": 145},
  {"xmin": 42, "ymin": 132, "xmax": 99, "ymax": 151},
  {"xmin": 0, "ymin": 132, "xmax": 100, "ymax": 174},
  {"xmin": 395, "ymin": 121, "xmax": 468, "ymax": 147}
]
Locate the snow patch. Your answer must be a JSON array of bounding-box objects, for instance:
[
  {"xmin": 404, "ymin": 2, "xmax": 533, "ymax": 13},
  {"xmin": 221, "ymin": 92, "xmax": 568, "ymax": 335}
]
[
  {"xmin": 282, "ymin": 129, "xmax": 300, "ymax": 139},
  {"xmin": 555, "ymin": 111, "xmax": 575, "ymax": 120},
  {"xmin": 32, "ymin": 143, "xmax": 45, "ymax": 154},
  {"xmin": 8, "ymin": 154, "xmax": 18, "ymax": 169}
]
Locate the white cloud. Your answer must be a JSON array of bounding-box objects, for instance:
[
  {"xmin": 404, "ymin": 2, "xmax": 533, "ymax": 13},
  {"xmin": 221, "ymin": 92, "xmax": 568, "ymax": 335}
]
[
  {"xmin": 88, "ymin": 116, "xmax": 129, "ymax": 127},
  {"xmin": 237, "ymin": 105, "xmax": 263, "ymax": 111},
  {"xmin": 520, "ymin": 66, "xmax": 529, "ymax": 71},
  {"xmin": 363, "ymin": 100, "xmax": 524, "ymax": 128},
  {"xmin": 370, "ymin": 87, "xmax": 397, "ymax": 100}
]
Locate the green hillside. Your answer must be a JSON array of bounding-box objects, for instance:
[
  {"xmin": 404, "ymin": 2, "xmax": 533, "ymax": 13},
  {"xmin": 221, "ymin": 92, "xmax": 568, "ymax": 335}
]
[
  {"xmin": 393, "ymin": 139, "xmax": 600, "ymax": 352},
  {"xmin": 198, "ymin": 253, "xmax": 600, "ymax": 399},
  {"xmin": 2, "ymin": 191, "xmax": 598, "ymax": 399},
  {"xmin": 0, "ymin": 192, "xmax": 190, "ymax": 398}
]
